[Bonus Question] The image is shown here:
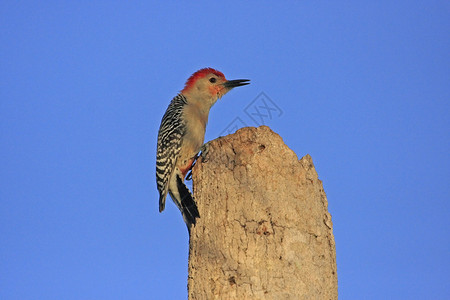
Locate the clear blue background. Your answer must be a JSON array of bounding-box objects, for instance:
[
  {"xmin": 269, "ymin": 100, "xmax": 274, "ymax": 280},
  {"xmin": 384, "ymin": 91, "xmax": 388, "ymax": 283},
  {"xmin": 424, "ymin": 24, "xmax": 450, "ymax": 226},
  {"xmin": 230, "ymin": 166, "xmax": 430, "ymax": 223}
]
[{"xmin": 1, "ymin": 1, "xmax": 449, "ymax": 299}]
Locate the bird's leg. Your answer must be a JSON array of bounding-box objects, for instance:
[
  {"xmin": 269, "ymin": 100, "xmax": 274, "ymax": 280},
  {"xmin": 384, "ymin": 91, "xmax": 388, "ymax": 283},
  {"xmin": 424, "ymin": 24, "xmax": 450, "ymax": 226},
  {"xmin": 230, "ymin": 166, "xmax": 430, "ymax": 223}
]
[{"xmin": 185, "ymin": 141, "xmax": 212, "ymax": 181}]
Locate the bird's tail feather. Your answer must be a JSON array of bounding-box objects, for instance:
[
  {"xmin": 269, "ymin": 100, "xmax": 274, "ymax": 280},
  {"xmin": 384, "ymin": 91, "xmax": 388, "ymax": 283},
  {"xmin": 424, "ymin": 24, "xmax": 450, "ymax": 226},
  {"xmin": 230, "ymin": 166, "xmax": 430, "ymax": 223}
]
[
  {"xmin": 159, "ymin": 194, "xmax": 166, "ymax": 213},
  {"xmin": 176, "ymin": 174, "xmax": 200, "ymax": 226}
]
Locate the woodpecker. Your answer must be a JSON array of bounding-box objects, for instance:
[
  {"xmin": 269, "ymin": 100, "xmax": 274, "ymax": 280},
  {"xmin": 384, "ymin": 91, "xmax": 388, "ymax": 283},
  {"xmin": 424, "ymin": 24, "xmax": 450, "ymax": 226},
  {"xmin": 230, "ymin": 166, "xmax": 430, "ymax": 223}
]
[{"xmin": 156, "ymin": 68, "xmax": 250, "ymax": 229}]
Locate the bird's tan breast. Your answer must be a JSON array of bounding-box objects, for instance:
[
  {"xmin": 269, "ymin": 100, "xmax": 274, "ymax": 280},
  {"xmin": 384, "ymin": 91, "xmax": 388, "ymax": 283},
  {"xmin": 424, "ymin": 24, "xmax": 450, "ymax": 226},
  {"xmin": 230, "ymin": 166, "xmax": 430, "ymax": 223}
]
[{"xmin": 179, "ymin": 103, "xmax": 208, "ymax": 163}]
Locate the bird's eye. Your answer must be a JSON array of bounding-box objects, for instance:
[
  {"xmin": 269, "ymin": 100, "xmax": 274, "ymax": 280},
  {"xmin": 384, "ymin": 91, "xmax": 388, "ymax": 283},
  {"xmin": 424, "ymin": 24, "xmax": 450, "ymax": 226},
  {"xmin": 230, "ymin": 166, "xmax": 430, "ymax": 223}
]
[{"xmin": 209, "ymin": 77, "xmax": 216, "ymax": 83}]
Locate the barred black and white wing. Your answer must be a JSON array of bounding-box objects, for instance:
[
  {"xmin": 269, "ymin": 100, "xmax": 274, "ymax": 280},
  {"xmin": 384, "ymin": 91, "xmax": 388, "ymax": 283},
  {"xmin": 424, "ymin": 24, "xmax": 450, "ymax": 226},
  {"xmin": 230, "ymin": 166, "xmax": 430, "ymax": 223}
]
[{"xmin": 156, "ymin": 94, "xmax": 187, "ymax": 212}]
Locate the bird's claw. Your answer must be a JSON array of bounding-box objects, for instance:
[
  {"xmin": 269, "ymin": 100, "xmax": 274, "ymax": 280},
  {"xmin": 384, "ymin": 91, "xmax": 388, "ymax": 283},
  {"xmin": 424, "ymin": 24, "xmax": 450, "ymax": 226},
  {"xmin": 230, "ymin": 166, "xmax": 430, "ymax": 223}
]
[
  {"xmin": 199, "ymin": 141, "xmax": 211, "ymax": 162},
  {"xmin": 185, "ymin": 141, "xmax": 212, "ymax": 181}
]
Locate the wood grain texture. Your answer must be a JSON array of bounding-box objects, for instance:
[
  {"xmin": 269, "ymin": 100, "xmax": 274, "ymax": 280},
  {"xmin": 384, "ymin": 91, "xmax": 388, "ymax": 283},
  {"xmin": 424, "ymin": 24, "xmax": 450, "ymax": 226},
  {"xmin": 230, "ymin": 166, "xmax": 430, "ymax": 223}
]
[{"xmin": 188, "ymin": 126, "xmax": 337, "ymax": 300}]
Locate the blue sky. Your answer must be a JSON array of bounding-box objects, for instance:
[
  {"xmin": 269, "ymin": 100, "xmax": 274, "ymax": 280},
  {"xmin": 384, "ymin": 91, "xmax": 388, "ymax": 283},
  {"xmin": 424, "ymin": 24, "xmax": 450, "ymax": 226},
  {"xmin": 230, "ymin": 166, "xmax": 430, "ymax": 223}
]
[{"xmin": 1, "ymin": 1, "xmax": 449, "ymax": 299}]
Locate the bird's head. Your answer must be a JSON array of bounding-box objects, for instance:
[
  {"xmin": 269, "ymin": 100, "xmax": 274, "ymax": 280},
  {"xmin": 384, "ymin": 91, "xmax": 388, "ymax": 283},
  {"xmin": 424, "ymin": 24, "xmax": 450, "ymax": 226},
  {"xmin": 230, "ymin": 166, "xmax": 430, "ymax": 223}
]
[{"xmin": 181, "ymin": 68, "xmax": 250, "ymax": 106}]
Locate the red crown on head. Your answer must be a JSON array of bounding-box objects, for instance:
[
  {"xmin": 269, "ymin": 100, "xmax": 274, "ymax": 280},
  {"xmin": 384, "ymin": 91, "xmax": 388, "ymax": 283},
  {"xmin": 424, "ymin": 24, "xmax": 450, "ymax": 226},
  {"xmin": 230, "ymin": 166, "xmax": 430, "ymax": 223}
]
[{"xmin": 182, "ymin": 68, "xmax": 225, "ymax": 92}]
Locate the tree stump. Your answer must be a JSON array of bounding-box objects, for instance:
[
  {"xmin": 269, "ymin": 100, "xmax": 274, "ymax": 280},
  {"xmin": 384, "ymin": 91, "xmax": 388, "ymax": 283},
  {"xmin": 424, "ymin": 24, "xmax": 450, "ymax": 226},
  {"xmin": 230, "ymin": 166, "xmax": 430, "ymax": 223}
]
[{"xmin": 188, "ymin": 126, "xmax": 337, "ymax": 299}]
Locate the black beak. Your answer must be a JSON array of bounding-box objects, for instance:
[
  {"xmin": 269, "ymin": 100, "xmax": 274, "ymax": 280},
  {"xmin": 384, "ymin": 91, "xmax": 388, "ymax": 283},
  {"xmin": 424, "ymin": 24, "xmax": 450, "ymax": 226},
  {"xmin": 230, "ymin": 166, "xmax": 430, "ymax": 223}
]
[{"xmin": 223, "ymin": 79, "xmax": 250, "ymax": 89}]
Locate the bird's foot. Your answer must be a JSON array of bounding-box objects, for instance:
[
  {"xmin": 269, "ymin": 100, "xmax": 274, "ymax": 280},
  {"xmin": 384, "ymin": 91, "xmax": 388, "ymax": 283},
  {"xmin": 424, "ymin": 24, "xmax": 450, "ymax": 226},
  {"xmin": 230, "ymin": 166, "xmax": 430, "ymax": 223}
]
[
  {"xmin": 185, "ymin": 141, "xmax": 212, "ymax": 181},
  {"xmin": 199, "ymin": 141, "xmax": 212, "ymax": 162}
]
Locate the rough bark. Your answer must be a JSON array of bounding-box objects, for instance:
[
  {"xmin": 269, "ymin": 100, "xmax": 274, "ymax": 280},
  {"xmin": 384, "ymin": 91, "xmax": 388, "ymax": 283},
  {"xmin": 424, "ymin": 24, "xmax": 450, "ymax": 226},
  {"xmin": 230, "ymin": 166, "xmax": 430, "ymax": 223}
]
[{"xmin": 188, "ymin": 126, "xmax": 337, "ymax": 299}]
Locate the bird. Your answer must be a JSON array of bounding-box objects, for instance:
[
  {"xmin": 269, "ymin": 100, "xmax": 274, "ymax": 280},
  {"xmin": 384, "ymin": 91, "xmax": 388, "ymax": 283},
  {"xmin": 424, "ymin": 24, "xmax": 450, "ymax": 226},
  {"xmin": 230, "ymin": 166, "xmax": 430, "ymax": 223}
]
[{"xmin": 156, "ymin": 68, "xmax": 250, "ymax": 230}]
